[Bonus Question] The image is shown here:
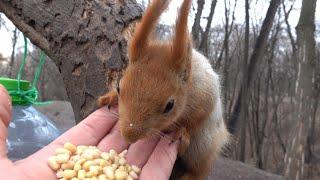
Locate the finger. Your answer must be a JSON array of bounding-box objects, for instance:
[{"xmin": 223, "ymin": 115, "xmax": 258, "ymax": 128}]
[
  {"xmin": 126, "ymin": 136, "xmax": 160, "ymax": 168},
  {"xmin": 139, "ymin": 139, "xmax": 180, "ymax": 180},
  {"xmin": 14, "ymin": 106, "xmax": 118, "ymax": 180},
  {"xmin": 52, "ymin": 106, "xmax": 119, "ymax": 147},
  {"xmin": 97, "ymin": 122, "xmax": 129, "ymax": 153},
  {"xmin": 0, "ymin": 84, "xmax": 12, "ymax": 126},
  {"xmin": 0, "ymin": 85, "xmax": 12, "ymax": 158}
]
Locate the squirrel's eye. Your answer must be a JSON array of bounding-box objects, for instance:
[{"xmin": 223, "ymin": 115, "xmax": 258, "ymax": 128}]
[
  {"xmin": 164, "ymin": 99, "xmax": 174, "ymax": 113},
  {"xmin": 116, "ymin": 80, "xmax": 120, "ymax": 94}
]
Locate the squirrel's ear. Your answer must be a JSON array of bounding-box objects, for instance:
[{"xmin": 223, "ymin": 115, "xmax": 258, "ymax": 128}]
[
  {"xmin": 129, "ymin": 0, "xmax": 170, "ymax": 63},
  {"xmin": 170, "ymin": 0, "xmax": 192, "ymax": 70}
]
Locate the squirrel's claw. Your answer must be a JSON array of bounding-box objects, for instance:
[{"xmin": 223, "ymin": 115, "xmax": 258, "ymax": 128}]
[{"xmin": 98, "ymin": 90, "xmax": 118, "ymax": 108}]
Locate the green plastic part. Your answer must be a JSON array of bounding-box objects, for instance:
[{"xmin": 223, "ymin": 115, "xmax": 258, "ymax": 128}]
[{"xmin": 0, "ymin": 77, "xmax": 31, "ymax": 105}]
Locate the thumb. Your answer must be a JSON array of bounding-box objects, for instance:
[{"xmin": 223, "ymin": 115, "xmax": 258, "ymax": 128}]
[
  {"xmin": 0, "ymin": 84, "xmax": 12, "ymax": 158},
  {"xmin": 140, "ymin": 138, "xmax": 180, "ymax": 180}
]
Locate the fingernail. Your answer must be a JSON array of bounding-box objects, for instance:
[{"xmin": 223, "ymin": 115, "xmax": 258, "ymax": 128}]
[{"xmin": 8, "ymin": 97, "xmax": 12, "ymax": 111}]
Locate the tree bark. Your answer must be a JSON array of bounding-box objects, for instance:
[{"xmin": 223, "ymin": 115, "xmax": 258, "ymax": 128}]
[
  {"xmin": 0, "ymin": 0, "xmax": 142, "ymax": 123},
  {"xmin": 198, "ymin": 0, "xmax": 217, "ymax": 55},
  {"xmin": 238, "ymin": 0, "xmax": 249, "ymax": 162},
  {"xmin": 9, "ymin": 28, "xmax": 18, "ymax": 77},
  {"xmin": 284, "ymin": 0, "xmax": 317, "ymax": 179},
  {"xmin": 228, "ymin": 0, "xmax": 280, "ymax": 134},
  {"xmin": 191, "ymin": 0, "xmax": 205, "ymax": 47}
]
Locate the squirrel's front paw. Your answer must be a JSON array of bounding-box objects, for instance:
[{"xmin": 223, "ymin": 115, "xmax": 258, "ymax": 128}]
[
  {"xmin": 173, "ymin": 127, "xmax": 190, "ymax": 155},
  {"xmin": 98, "ymin": 90, "xmax": 118, "ymax": 108}
]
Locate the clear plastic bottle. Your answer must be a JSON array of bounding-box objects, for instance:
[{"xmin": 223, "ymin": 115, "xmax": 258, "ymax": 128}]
[
  {"xmin": 7, "ymin": 105, "xmax": 60, "ymax": 161},
  {"xmin": 0, "ymin": 77, "xmax": 61, "ymax": 161}
]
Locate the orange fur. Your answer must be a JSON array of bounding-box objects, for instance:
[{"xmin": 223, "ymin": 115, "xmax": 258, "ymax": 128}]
[
  {"xmin": 171, "ymin": 0, "xmax": 192, "ymax": 69},
  {"xmin": 129, "ymin": 0, "xmax": 170, "ymax": 62},
  {"xmin": 99, "ymin": 0, "xmax": 229, "ymax": 179}
]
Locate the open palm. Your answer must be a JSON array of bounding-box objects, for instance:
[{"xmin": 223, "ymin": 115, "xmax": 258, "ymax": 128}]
[{"xmin": 0, "ymin": 85, "xmax": 179, "ymax": 180}]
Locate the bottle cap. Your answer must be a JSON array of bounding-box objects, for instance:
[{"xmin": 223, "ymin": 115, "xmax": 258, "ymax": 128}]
[{"xmin": 0, "ymin": 77, "xmax": 31, "ymax": 105}]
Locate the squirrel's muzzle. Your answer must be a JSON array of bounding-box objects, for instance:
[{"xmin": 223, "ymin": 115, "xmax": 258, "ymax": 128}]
[{"xmin": 120, "ymin": 123, "xmax": 147, "ymax": 144}]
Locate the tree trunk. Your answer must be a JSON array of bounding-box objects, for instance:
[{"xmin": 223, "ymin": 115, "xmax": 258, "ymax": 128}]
[
  {"xmin": 237, "ymin": 0, "xmax": 249, "ymax": 162},
  {"xmin": 284, "ymin": 0, "xmax": 317, "ymax": 179},
  {"xmin": 198, "ymin": 0, "xmax": 217, "ymax": 55},
  {"xmin": 9, "ymin": 28, "xmax": 18, "ymax": 77},
  {"xmin": 191, "ymin": 0, "xmax": 205, "ymax": 47},
  {"xmin": 228, "ymin": 0, "xmax": 280, "ymax": 134},
  {"xmin": 0, "ymin": 0, "xmax": 142, "ymax": 123}
]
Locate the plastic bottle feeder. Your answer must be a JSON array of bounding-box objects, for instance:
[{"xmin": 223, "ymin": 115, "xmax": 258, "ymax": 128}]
[{"xmin": 0, "ymin": 77, "xmax": 60, "ymax": 161}]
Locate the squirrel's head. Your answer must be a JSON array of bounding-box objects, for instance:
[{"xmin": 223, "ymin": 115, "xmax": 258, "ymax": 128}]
[{"xmin": 118, "ymin": 0, "xmax": 192, "ymax": 143}]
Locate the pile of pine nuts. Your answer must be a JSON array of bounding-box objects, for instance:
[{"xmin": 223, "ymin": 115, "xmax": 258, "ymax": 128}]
[{"xmin": 47, "ymin": 142, "xmax": 141, "ymax": 180}]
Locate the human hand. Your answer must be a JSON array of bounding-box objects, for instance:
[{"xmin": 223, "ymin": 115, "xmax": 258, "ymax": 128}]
[{"xmin": 0, "ymin": 84, "xmax": 179, "ymax": 180}]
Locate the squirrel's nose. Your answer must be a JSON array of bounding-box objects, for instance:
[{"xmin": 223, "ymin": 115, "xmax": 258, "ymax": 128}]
[{"xmin": 120, "ymin": 123, "xmax": 144, "ymax": 144}]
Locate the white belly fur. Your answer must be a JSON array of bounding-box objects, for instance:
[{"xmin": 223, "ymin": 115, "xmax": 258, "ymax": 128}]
[{"xmin": 182, "ymin": 49, "xmax": 228, "ymax": 165}]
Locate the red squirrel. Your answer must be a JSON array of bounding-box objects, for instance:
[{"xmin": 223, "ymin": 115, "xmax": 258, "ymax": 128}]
[{"xmin": 98, "ymin": 0, "xmax": 229, "ymax": 179}]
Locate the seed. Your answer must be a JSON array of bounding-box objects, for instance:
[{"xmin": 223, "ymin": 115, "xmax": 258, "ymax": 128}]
[
  {"xmin": 76, "ymin": 145, "xmax": 87, "ymax": 155},
  {"xmin": 48, "ymin": 156, "xmax": 60, "ymax": 171},
  {"xmin": 61, "ymin": 161, "xmax": 75, "ymax": 170},
  {"xmin": 56, "ymin": 154, "xmax": 70, "ymax": 164},
  {"xmin": 83, "ymin": 160, "xmax": 94, "ymax": 171},
  {"xmin": 89, "ymin": 166, "xmax": 102, "ymax": 176},
  {"xmin": 129, "ymin": 171, "xmax": 138, "ymax": 179},
  {"xmin": 63, "ymin": 169, "xmax": 77, "ymax": 179},
  {"xmin": 71, "ymin": 155, "xmax": 81, "ymax": 162},
  {"xmin": 103, "ymin": 166, "xmax": 115, "ymax": 179},
  {"xmin": 131, "ymin": 165, "xmax": 140, "ymax": 174},
  {"xmin": 125, "ymin": 165, "xmax": 131, "ymax": 172},
  {"xmin": 119, "ymin": 158, "xmax": 126, "ymax": 165},
  {"xmin": 56, "ymin": 170, "xmax": 64, "ymax": 178},
  {"xmin": 74, "ymin": 163, "xmax": 82, "ymax": 171},
  {"xmin": 126, "ymin": 176, "xmax": 134, "ymax": 180},
  {"xmin": 111, "ymin": 164, "xmax": 118, "ymax": 170},
  {"xmin": 86, "ymin": 171, "xmax": 94, "ymax": 178},
  {"xmin": 55, "ymin": 148, "xmax": 72, "ymax": 155},
  {"xmin": 49, "ymin": 145, "xmax": 140, "ymax": 180},
  {"xmin": 100, "ymin": 152, "xmax": 110, "ymax": 161},
  {"xmin": 98, "ymin": 174, "xmax": 107, "ymax": 180},
  {"xmin": 115, "ymin": 169, "xmax": 128, "ymax": 180},
  {"xmin": 76, "ymin": 158, "xmax": 86, "ymax": 165},
  {"xmin": 109, "ymin": 149, "xmax": 117, "ymax": 156},
  {"xmin": 119, "ymin": 150, "xmax": 127, "ymax": 158},
  {"xmin": 64, "ymin": 142, "xmax": 77, "ymax": 154},
  {"xmin": 77, "ymin": 170, "xmax": 86, "ymax": 179},
  {"xmin": 113, "ymin": 156, "xmax": 120, "ymax": 165}
]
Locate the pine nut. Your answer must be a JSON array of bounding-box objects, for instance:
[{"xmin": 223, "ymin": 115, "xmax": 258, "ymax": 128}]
[
  {"xmin": 64, "ymin": 142, "xmax": 77, "ymax": 154},
  {"xmin": 48, "ymin": 156, "xmax": 60, "ymax": 171},
  {"xmin": 114, "ymin": 169, "xmax": 128, "ymax": 180},
  {"xmin": 55, "ymin": 148, "xmax": 71, "ymax": 155},
  {"xmin": 48, "ymin": 143, "xmax": 140, "ymax": 180},
  {"xmin": 129, "ymin": 171, "xmax": 138, "ymax": 179},
  {"xmin": 77, "ymin": 169, "xmax": 86, "ymax": 179},
  {"xmin": 63, "ymin": 169, "xmax": 76, "ymax": 179},
  {"xmin": 131, "ymin": 165, "xmax": 141, "ymax": 174},
  {"xmin": 56, "ymin": 153, "xmax": 70, "ymax": 164}
]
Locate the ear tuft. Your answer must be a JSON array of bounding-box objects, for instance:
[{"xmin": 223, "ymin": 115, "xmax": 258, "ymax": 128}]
[
  {"xmin": 171, "ymin": 0, "xmax": 192, "ymax": 69},
  {"xmin": 129, "ymin": 0, "xmax": 170, "ymax": 63}
]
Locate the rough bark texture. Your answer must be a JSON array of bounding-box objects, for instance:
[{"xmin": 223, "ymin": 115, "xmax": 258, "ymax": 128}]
[
  {"xmin": 228, "ymin": 0, "xmax": 280, "ymax": 133},
  {"xmin": 284, "ymin": 0, "xmax": 317, "ymax": 179},
  {"xmin": 0, "ymin": 0, "xmax": 142, "ymax": 122}
]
